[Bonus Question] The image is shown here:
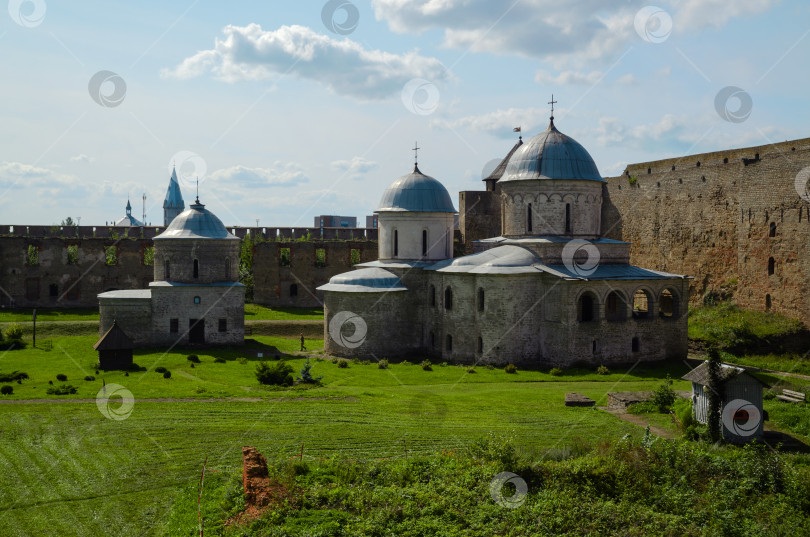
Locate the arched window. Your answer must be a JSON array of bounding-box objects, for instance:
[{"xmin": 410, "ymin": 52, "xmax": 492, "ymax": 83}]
[
  {"xmin": 769, "ymin": 222, "xmax": 776, "ymax": 237},
  {"xmin": 605, "ymin": 291, "xmax": 626, "ymax": 322},
  {"xmin": 225, "ymin": 257, "xmax": 230, "ymax": 280},
  {"xmin": 164, "ymin": 259, "xmax": 171, "ymax": 280},
  {"xmin": 765, "ymin": 294, "xmax": 772, "ymax": 311},
  {"xmin": 393, "ymin": 229, "xmax": 398, "ymax": 257},
  {"xmin": 632, "ymin": 289, "xmax": 652, "ymax": 319},
  {"xmin": 477, "ymin": 288, "xmax": 484, "ymax": 312},
  {"xmin": 444, "ymin": 287, "xmax": 453, "ymax": 310},
  {"xmin": 768, "ymin": 257, "xmax": 775, "ymax": 276},
  {"xmin": 565, "ymin": 203, "xmax": 571, "ymax": 234},
  {"xmin": 422, "ymin": 229, "xmax": 427, "ymax": 257},
  {"xmin": 429, "ymin": 284, "xmax": 436, "ymax": 307},
  {"xmin": 577, "ymin": 292, "xmax": 596, "ymax": 322},
  {"xmin": 193, "ymin": 259, "xmax": 199, "ymax": 279},
  {"xmin": 527, "ymin": 203, "xmax": 533, "ymax": 233},
  {"xmin": 290, "ymin": 283, "xmax": 298, "ymax": 297},
  {"xmin": 659, "ymin": 289, "xmax": 678, "ymax": 318},
  {"xmin": 446, "ymin": 334, "xmax": 453, "ymax": 352}
]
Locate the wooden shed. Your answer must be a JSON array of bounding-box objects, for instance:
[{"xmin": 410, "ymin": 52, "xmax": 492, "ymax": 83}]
[
  {"xmin": 682, "ymin": 361, "xmax": 769, "ymax": 443},
  {"xmin": 93, "ymin": 320, "xmax": 134, "ymax": 370}
]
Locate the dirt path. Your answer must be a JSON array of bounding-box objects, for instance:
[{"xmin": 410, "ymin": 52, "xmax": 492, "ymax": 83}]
[{"xmin": 599, "ymin": 407, "xmax": 678, "ymax": 439}]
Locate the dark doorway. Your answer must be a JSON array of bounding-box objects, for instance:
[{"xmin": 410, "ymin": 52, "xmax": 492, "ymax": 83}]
[{"xmin": 189, "ymin": 318, "xmax": 205, "ymax": 344}]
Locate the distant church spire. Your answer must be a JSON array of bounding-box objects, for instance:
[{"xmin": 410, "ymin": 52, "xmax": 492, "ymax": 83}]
[
  {"xmin": 126, "ymin": 198, "xmax": 132, "ymax": 216},
  {"xmin": 163, "ymin": 164, "xmax": 186, "ymax": 226}
]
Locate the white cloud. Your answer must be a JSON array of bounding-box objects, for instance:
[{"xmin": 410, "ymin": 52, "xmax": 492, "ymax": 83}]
[
  {"xmin": 372, "ymin": 0, "xmax": 778, "ymax": 65},
  {"xmin": 208, "ymin": 163, "xmax": 307, "ymax": 189},
  {"xmin": 331, "ymin": 156, "xmax": 378, "ymax": 179},
  {"xmin": 69, "ymin": 154, "xmax": 94, "ymax": 163},
  {"xmin": 0, "ymin": 162, "xmax": 97, "ymax": 209},
  {"xmin": 162, "ymin": 24, "xmax": 450, "ymax": 100}
]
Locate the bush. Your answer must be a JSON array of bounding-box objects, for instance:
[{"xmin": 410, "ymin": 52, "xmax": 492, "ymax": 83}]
[
  {"xmin": 214, "ymin": 357, "xmax": 226, "ymax": 364},
  {"xmin": 1, "ymin": 385, "xmax": 13, "ymax": 395},
  {"xmin": 163, "ymin": 371, "xmax": 172, "ymax": 379},
  {"xmin": 336, "ymin": 359, "xmax": 349, "ymax": 369},
  {"xmin": 155, "ymin": 366, "xmax": 168, "ymax": 374},
  {"xmin": 361, "ymin": 360, "xmax": 370, "ymax": 366},
  {"xmin": 84, "ymin": 375, "xmax": 95, "ymax": 381},
  {"xmin": 378, "ymin": 359, "xmax": 389, "ymax": 370},
  {"xmin": 652, "ymin": 375, "xmax": 677, "ymax": 412},
  {"xmin": 194, "ymin": 386, "xmax": 207, "ymax": 394},
  {"xmin": 56, "ymin": 374, "xmax": 67, "ymax": 382},
  {"xmin": 504, "ymin": 364, "xmax": 518, "ymax": 374},
  {"xmin": 421, "ymin": 360, "xmax": 433, "ymax": 371},
  {"xmin": 187, "ymin": 355, "xmax": 200, "ymax": 363},
  {"xmin": 485, "ymin": 364, "xmax": 495, "ymax": 370},
  {"xmin": 297, "ymin": 358, "xmax": 323, "ymax": 384},
  {"xmin": 549, "ymin": 367, "xmax": 563, "ymax": 376},
  {"xmin": 237, "ymin": 357, "xmax": 248, "ymax": 365},
  {"xmin": 255, "ymin": 361, "xmax": 294, "ymax": 386},
  {"xmin": 46, "ymin": 384, "xmax": 77, "ymax": 395},
  {"xmin": 596, "ymin": 365, "xmax": 610, "ymax": 375},
  {"xmin": 401, "ymin": 360, "xmax": 412, "ymax": 366},
  {"xmin": 4, "ymin": 323, "xmax": 23, "ymax": 342},
  {"xmin": 466, "ymin": 367, "xmax": 476, "ymax": 374},
  {"xmin": 440, "ymin": 362, "xmax": 448, "ymax": 367},
  {"xmin": 0, "ymin": 371, "xmax": 28, "ymax": 382}
]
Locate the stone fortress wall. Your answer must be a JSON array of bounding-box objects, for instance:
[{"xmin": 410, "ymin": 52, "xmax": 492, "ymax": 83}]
[
  {"xmin": 460, "ymin": 136, "xmax": 810, "ymax": 326},
  {"xmin": 0, "ymin": 225, "xmax": 378, "ymax": 309}
]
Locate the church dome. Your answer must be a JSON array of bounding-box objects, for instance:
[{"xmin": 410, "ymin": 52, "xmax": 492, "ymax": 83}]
[
  {"xmin": 318, "ymin": 268, "xmax": 408, "ymax": 292},
  {"xmin": 376, "ymin": 165, "xmax": 456, "ymax": 213},
  {"xmin": 153, "ymin": 200, "xmax": 237, "ymax": 240},
  {"xmin": 500, "ymin": 119, "xmax": 603, "ymax": 183}
]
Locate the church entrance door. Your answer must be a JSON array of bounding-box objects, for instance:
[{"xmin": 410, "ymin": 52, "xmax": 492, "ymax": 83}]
[{"xmin": 189, "ymin": 318, "xmax": 205, "ymax": 344}]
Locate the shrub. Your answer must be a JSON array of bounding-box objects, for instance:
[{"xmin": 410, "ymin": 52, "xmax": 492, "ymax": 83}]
[
  {"xmin": 504, "ymin": 364, "xmax": 518, "ymax": 374},
  {"xmin": 378, "ymin": 359, "xmax": 389, "ymax": 370},
  {"xmin": 48, "ymin": 380, "xmax": 53, "ymax": 385},
  {"xmin": 440, "ymin": 362, "xmax": 448, "ymax": 367},
  {"xmin": 549, "ymin": 367, "xmax": 563, "ymax": 376},
  {"xmin": 84, "ymin": 375, "xmax": 95, "ymax": 381},
  {"xmin": 596, "ymin": 365, "xmax": 610, "ymax": 375},
  {"xmin": 214, "ymin": 357, "xmax": 226, "ymax": 364},
  {"xmin": 297, "ymin": 358, "xmax": 323, "ymax": 384},
  {"xmin": 4, "ymin": 323, "xmax": 23, "ymax": 342},
  {"xmin": 651, "ymin": 375, "xmax": 677, "ymax": 412},
  {"xmin": 401, "ymin": 360, "xmax": 412, "ymax": 366},
  {"xmin": 485, "ymin": 364, "xmax": 495, "ymax": 370},
  {"xmin": 163, "ymin": 371, "xmax": 172, "ymax": 379},
  {"xmin": 237, "ymin": 357, "xmax": 248, "ymax": 365},
  {"xmin": 190, "ymin": 363, "xmax": 195, "ymax": 368},
  {"xmin": 1, "ymin": 385, "xmax": 13, "ymax": 395},
  {"xmin": 154, "ymin": 366, "xmax": 168, "ymax": 374},
  {"xmin": 466, "ymin": 367, "xmax": 476, "ymax": 374},
  {"xmin": 0, "ymin": 371, "xmax": 28, "ymax": 382},
  {"xmin": 421, "ymin": 360, "xmax": 433, "ymax": 371},
  {"xmin": 187, "ymin": 355, "xmax": 200, "ymax": 363},
  {"xmin": 255, "ymin": 361, "xmax": 294, "ymax": 386},
  {"xmin": 194, "ymin": 386, "xmax": 207, "ymax": 394},
  {"xmin": 46, "ymin": 384, "xmax": 77, "ymax": 395},
  {"xmin": 336, "ymin": 359, "xmax": 349, "ymax": 369},
  {"xmin": 360, "ymin": 360, "xmax": 370, "ymax": 366},
  {"xmin": 95, "ymin": 370, "xmax": 100, "ymax": 375},
  {"xmin": 56, "ymin": 374, "xmax": 67, "ymax": 382}
]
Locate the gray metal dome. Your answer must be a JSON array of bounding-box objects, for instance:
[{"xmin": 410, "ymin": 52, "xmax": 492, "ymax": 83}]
[
  {"xmin": 376, "ymin": 165, "xmax": 456, "ymax": 213},
  {"xmin": 317, "ymin": 268, "xmax": 408, "ymax": 292},
  {"xmin": 153, "ymin": 200, "xmax": 237, "ymax": 240},
  {"xmin": 500, "ymin": 119, "xmax": 603, "ymax": 182}
]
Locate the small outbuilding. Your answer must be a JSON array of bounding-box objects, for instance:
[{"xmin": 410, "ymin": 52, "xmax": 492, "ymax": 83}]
[
  {"xmin": 94, "ymin": 320, "xmax": 134, "ymax": 370},
  {"xmin": 682, "ymin": 361, "xmax": 769, "ymax": 443}
]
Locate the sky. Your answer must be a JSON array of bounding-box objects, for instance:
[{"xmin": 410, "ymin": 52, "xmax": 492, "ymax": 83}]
[{"xmin": 0, "ymin": 0, "xmax": 808, "ymax": 227}]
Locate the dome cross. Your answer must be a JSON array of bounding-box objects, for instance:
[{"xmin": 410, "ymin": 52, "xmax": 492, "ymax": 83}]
[{"xmin": 412, "ymin": 141, "xmax": 420, "ymax": 167}]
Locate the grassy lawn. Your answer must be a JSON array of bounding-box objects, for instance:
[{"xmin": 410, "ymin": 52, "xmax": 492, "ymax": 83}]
[
  {"xmin": 244, "ymin": 305, "xmax": 324, "ymax": 321},
  {"xmin": 0, "ymin": 334, "xmax": 705, "ymax": 536},
  {"xmin": 0, "ymin": 307, "xmax": 99, "ymax": 322}
]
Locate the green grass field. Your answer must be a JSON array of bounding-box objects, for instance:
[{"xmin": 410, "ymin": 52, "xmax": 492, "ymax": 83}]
[
  {"xmin": 0, "ymin": 305, "xmax": 324, "ymax": 323},
  {"xmin": 0, "ymin": 334, "xmax": 705, "ymax": 536}
]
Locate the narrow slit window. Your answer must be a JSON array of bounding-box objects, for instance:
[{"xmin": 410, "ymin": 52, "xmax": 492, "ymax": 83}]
[
  {"xmin": 565, "ymin": 203, "xmax": 571, "ymax": 234},
  {"xmin": 422, "ymin": 229, "xmax": 427, "ymax": 257},
  {"xmin": 193, "ymin": 259, "xmax": 199, "ymax": 279},
  {"xmin": 527, "ymin": 203, "xmax": 533, "ymax": 233}
]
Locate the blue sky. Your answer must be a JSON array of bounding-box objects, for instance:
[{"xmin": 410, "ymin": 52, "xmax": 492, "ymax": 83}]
[{"xmin": 1, "ymin": 0, "xmax": 807, "ymax": 226}]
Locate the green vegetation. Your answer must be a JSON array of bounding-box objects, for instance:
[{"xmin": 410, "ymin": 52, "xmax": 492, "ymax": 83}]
[
  {"xmin": 0, "ymin": 308, "xmax": 99, "ymax": 323},
  {"xmin": 377, "ymin": 359, "xmax": 388, "ymax": 369},
  {"xmin": 296, "ymin": 358, "xmax": 322, "ymax": 384},
  {"xmin": 142, "ymin": 245, "xmax": 154, "ymax": 266},
  {"xmin": 651, "ymin": 374, "xmax": 676, "ymax": 412},
  {"xmin": 505, "ymin": 363, "xmax": 518, "ymax": 374},
  {"xmin": 255, "ymin": 360, "xmax": 294, "ymax": 386},
  {"xmin": 628, "ymin": 174, "xmax": 638, "ymax": 186},
  {"xmin": 66, "ymin": 244, "xmax": 78, "ymax": 264},
  {"xmin": 421, "ymin": 359, "xmax": 433, "ymax": 371},
  {"xmin": 46, "ymin": 384, "xmax": 77, "ymax": 395},
  {"xmin": 243, "ymin": 304, "xmax": 323, "ymax": 320},
  {"xmin": 689, "ymin": 302, "xmax": 806, "ymax": 352},
  {"xmin": 104, "ymin": 245, "xmax": 117, "ymax": 265},
  {"xmin": 165, "ymin": 435, "xmax": 810, "ymax": 536},
  {"xmin": 0, "ymin": 385, "xmax": 12, "ymax": 395},
  {"xmin": 26, "ymin": 244, "xmax": 38, "ymax": 265}
]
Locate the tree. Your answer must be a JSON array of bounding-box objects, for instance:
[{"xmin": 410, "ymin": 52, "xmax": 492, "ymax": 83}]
[
  {"xmin": 296, "ymin": 358, "xmax": 322, "ymax": 384},
  {"xmin": 706, "ymin": 345, "xmax": 724, "ymax": 442},
  {"xmin": 61, "ymin": 217, "xmax": 75, "ymax": 226}
]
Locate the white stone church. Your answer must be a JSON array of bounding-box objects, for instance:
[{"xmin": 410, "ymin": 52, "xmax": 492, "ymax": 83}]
[{"xmin": 319, "ymin": 117, "xmax": 689, "ymax": 367}]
